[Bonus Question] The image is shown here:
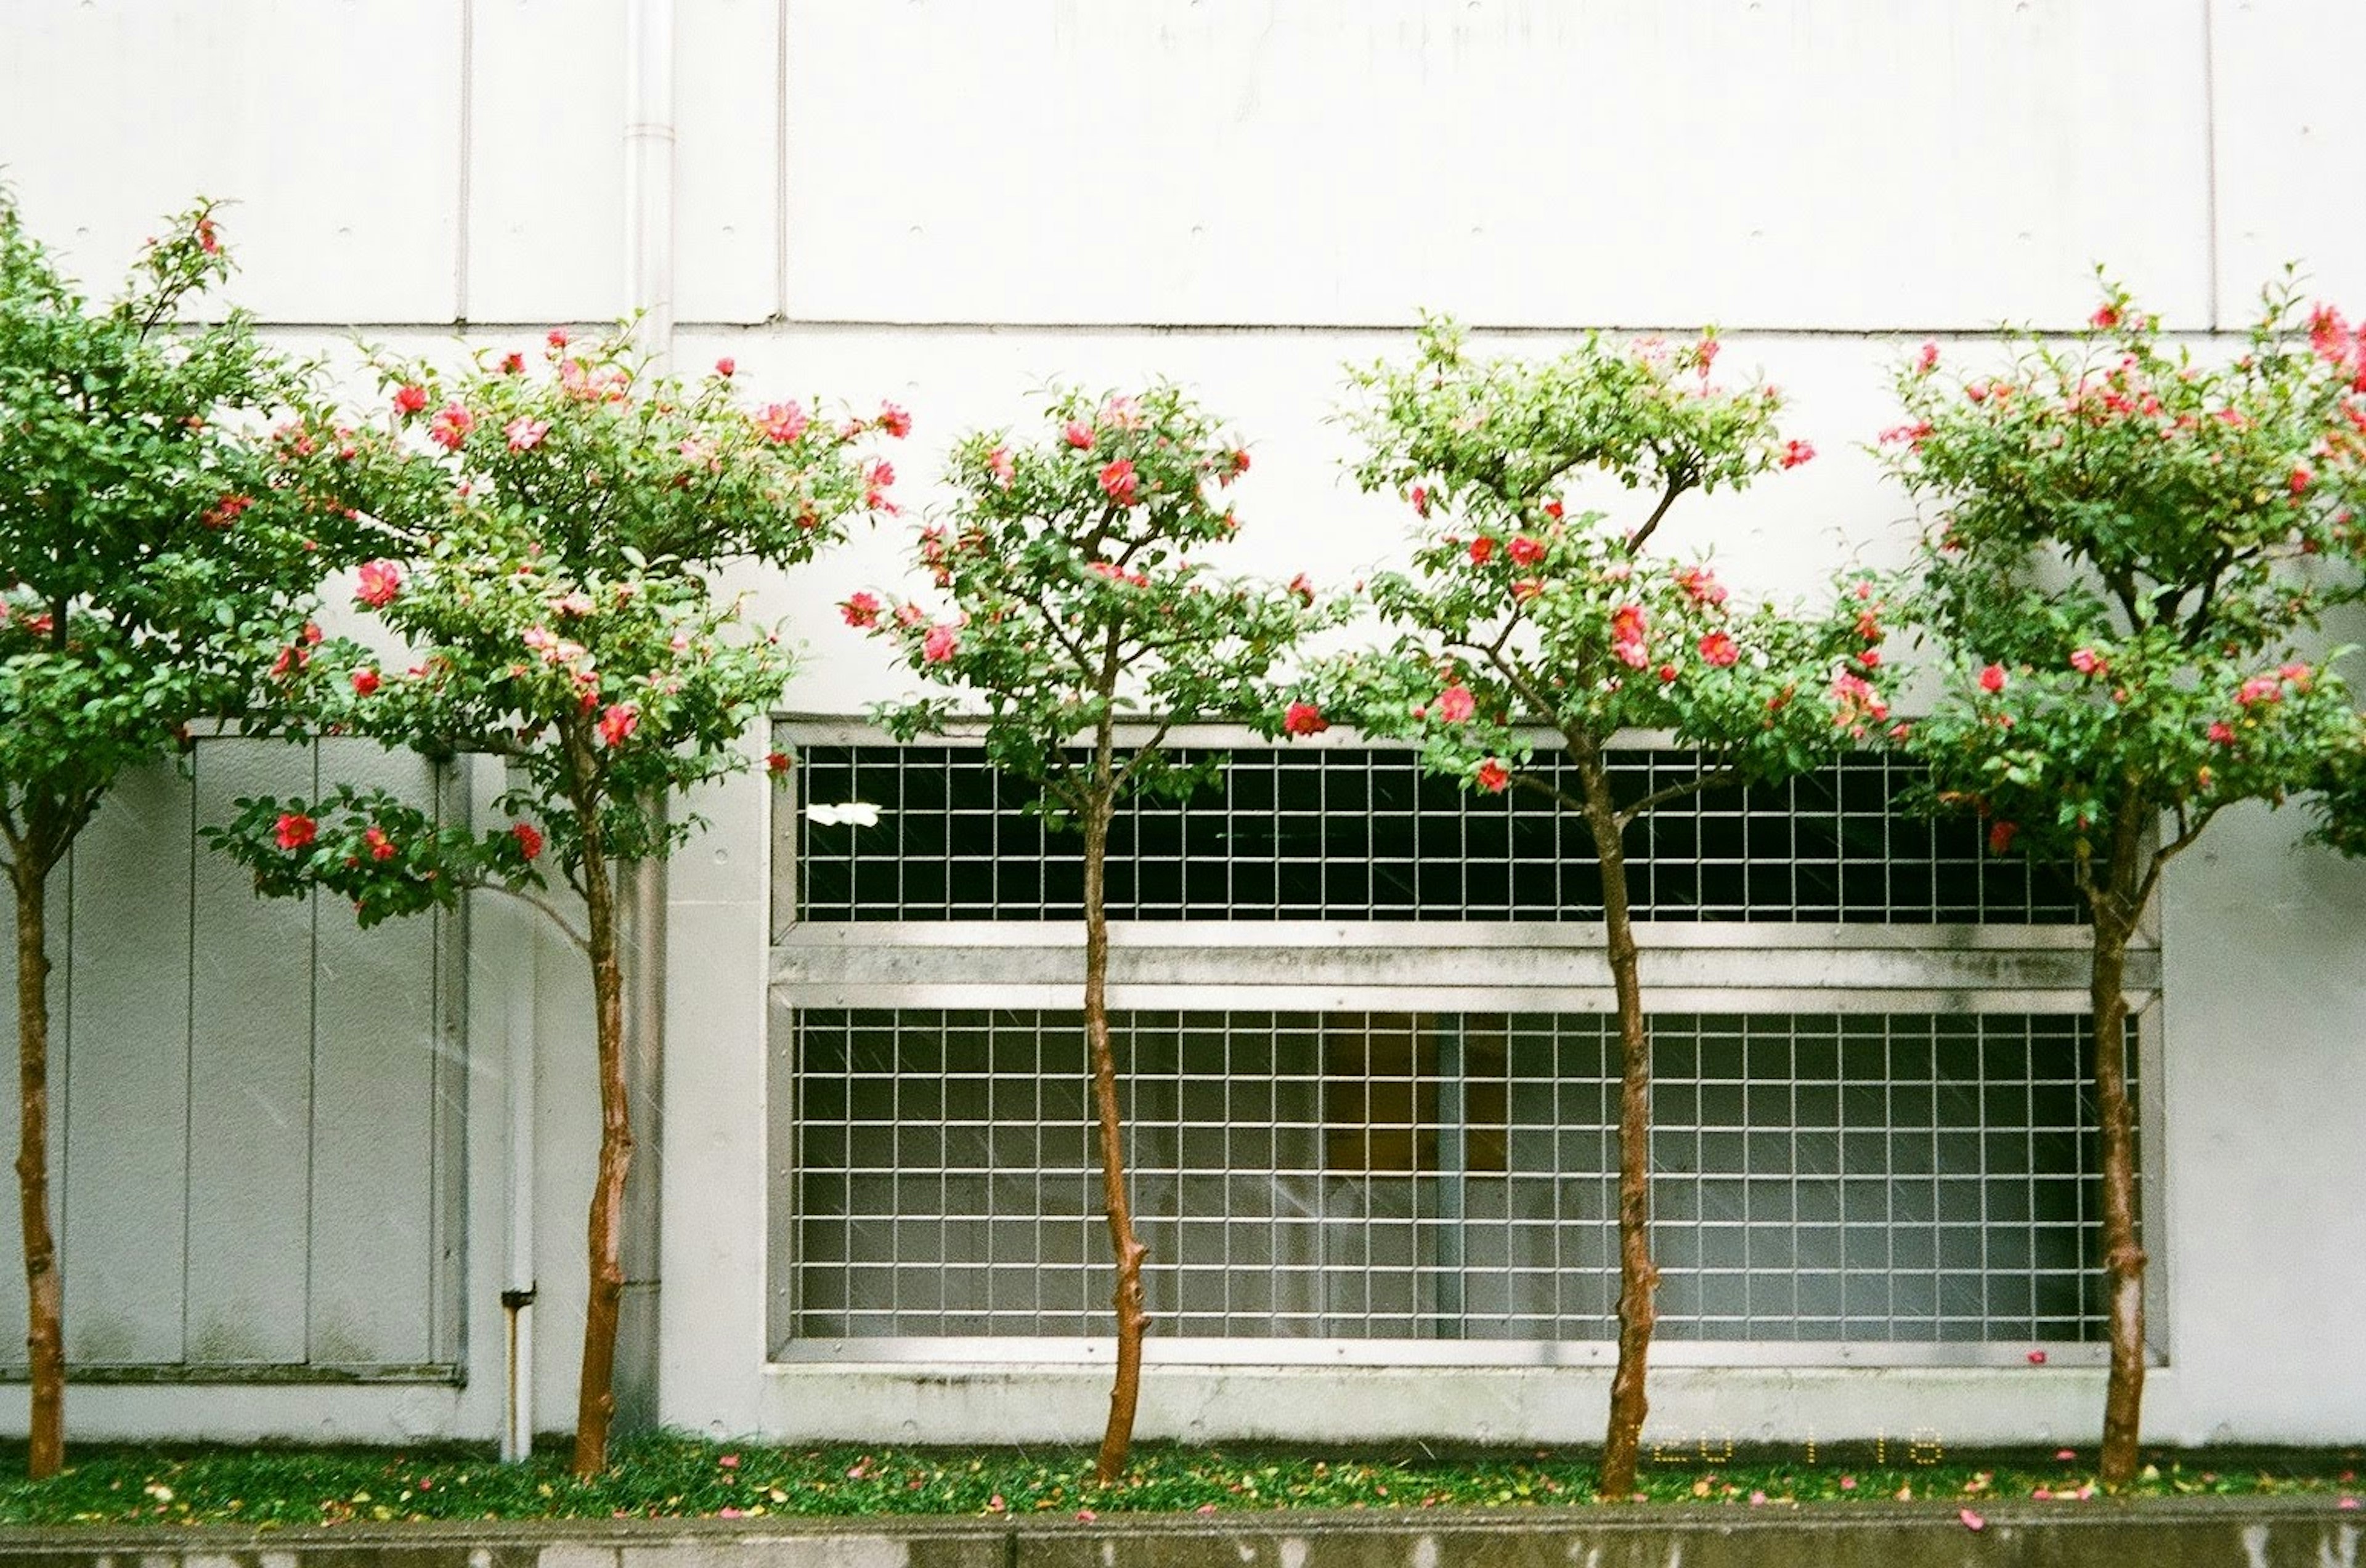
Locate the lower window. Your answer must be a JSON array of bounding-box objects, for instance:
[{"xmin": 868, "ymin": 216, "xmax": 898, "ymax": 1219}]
[{"xmin": 773, "ymin": 1008, "xmax": 2120, "ymax": 1360}]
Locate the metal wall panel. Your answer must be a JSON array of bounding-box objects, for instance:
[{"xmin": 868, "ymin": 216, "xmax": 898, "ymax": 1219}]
[
  {"xmin": 466, "ymin": 0, "xmax": 630, "ymax": 323},
  {"xmin": 2208, "ymin": 0, "xmax": 2366, "ymax": 323},
  {"xmin": 778, "ymin": 0, "xmax": 2212, "ymax": 330},
  {"xmin": 677, "ymin": 0, "xmax": 784, "ymax": 323},
  {"xmin": 306, "ymin": 745, "xmax": 454, "ymax": 1368},
  {"xmin": 59, "ymin": 768, "xmax": 195, "ymax": 1367},
  {"xmin": 0, "ymin": 1, "xmax": 465, "ymax": 323},
  {"xmin": 184, "ymin": 741, "xmax": 317, "ymax": 1365}
]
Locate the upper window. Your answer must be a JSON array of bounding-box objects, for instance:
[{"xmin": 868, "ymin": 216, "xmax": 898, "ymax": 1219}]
[{"xmin": 786, "ymin": 743, "xmax": 2083, "ymax": 925}]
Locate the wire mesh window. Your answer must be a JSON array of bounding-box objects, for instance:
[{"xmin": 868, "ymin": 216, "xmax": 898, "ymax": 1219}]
[
  {"xmin": 778, "ymin": 1009, "xmax": 2122, "ymax": 1351},
  {"xmin": 785, "ymin": 745, "xmax": 2083, "ymax": 925}
]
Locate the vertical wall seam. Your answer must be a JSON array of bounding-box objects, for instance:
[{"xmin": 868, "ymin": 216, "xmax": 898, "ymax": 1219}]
[
  {"xmin": 2200, "ymin": 0, "xmax": 2222, "ymax": 331},
  {"xmin": 179, "ymin": 757, "xmax": 200, "ymax": 1362},
  {"xmin": 774, "ymin": 0, "xmax": 790, "ymax": 323},
  {"xmin": 456, "ymin": 0, "xmax": 476, "ymax": 324},
  {"xmin": 301, "ymin": 744, "xmax": 322, "ymax": 1363}
]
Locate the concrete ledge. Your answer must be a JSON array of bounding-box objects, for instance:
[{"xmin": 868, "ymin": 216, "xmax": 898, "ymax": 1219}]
[{"xmin": 1, "ymin": 1498, "xmax": 2357, "ymax": 1568}]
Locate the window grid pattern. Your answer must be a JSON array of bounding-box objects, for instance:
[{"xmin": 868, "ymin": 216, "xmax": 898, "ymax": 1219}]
[
  {"xmin": 789, "ymin": 745, "xmax": 2083, "ymax": 925},
  {"xmin": 786, "ymin": 1009, "xmax": 2120, "ymax": 1347}
]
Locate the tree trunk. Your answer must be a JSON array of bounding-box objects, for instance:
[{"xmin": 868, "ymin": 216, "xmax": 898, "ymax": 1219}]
[
  {"xmin": 2092, "ymin": 800, "xmax": 2150, "ymax": 1490},
  {"xmin": 1086, "ymin": 787, "xmax": 1148, "ymax": 1484},
  {"xmin": 12, "ymin": 863, "xmax": 65, "ymax": 1480},
  {"xmin": 571, "ymin": 835, "xmax": 632, "ymax": 1479},
  {"xmin": 1583, "ymin": 754, "xmax": 1655, "ymax": 1501}
]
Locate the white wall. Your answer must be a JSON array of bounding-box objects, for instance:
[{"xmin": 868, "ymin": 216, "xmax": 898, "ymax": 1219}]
[{"xmin": 1, "ymin": 0, "xmax": 2361, "ymax": 1450}]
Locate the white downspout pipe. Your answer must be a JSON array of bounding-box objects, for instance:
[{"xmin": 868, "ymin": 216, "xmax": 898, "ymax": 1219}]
[
  {"xmin": 499, "ymin": 914, "xmax": 537, "ymax": 1463},
  {"xmin": 616, "ymin": 0, "xmax": 676, "ymax": 1436}
]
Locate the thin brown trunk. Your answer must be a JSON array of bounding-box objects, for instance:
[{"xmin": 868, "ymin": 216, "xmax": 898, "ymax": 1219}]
[
  {"xmin": 2092, "ymin": 797, "xmax": 2149, "ymax": 1490},
  {"xmin": 571, "ymin": 795, "xmax": 632, "ymax": 1478},
  {"xmin": 1583, "ymin": 749, "xmax": 1654, "ymax": 1501},
  {"xmin": 1086, "ymin": 781, "xmax": 1147, "ymax": 1484},
  {"xmin": 12, "ymin": 860, "xmax": 65, "ymax": 1479}
]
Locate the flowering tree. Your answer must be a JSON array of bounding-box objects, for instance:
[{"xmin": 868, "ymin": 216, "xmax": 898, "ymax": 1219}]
[
  {"xmin": 1883, "ymin": 283, "xmax": 2366, "ymax": 1489},
  {"xmin": 0, "ymin": 196, "xmax": 367, "ymax": 1476},
  {"xmin": 852, "ymin": 386, "xmax": 1333, "ymax": 1482},
  {"xmin": 207, "ymin": 327, "xmax": 892, "ymax": 1476},
  {"xmin": 1308, "ymin": 319, "xmax": 1876, "ymax": 1499}
]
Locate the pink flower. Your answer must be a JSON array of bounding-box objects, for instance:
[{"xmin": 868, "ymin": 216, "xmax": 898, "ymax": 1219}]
[
  {"xmin": 1779, "ymin": 439, "xmax": 1816, "ymax": 469},
  {"xmin": 1675, "ymin": 564, "xmax": 1727, "ymax": 607},
  {"xmin": 1879, "ymin": 421, "xmax": 1934, "ymax": 447},
  {"xmin": 754, "ymin": 401, "xmax": 809, "ymax": 444},
  {"xmin": 2238, "ymin": 675, "xmax": 2283, "ymax": 707},
  {"xmin": 1435, "ymin": 684, "xmax": 1477, "ymax": 723},
  {"xmin": 1916, "ymin": 341, "xmax": 1940, "ymax": 374},
  {"xmin": 356, "ymin": 559, "xmax": 405, "ymax": 608},
  {"xmin": 877, "ymin": 402, "xmax": 913, "ymax": 438},
  {"xmin": 2069, "ymin": 648, "xmax": 2107, "ymax": 676},
  {"xmin": 1610, "ymin": 604, "xmax": 1649, "ymax": 667},
  {"xmin": 1063, "ymin": 420, "xmax": 1096, "ymax": 451},
  {"xmin": 2208, "ymin": 720, "xmax": 2237, "ymax": 744},
  {"xmin": 1978, "ymin": 663, "xmax": 2007, "ymax": 694},
  {"xmin": 1410, "ymin": 484, "xmax": 1430, "ymax": 518},
  {"xmin": 2027, "ymin": 1349, "xmax": 2047, "ymax": 1365},
  {"xmin": 512, "ymin": 823, "xmax": 543, "ymax": 861},
  {"xmin": 1098, "ymin": 458, "xmax": 1140, "ymax": 507},
  {"xmin": 597, "ymin": 703, "xmax": 640, "ymax": 747},
  {"xmin": 504, "ymin": 416, "xmax": 550, "ymax": 452},
  {"xmin": 1698, "ymin": 632, "xmax": 1739, "ymax": 666},
  {"xmin": 274, "ymin": 813, "xmax": 317, "ymax": 851},
  {"xmin": 1959, "ymin": 1509, "xmax": 1985, "ymax": 1533},
  {"xmin": 364, "ymin": 826, "xmax": 397, "ymax": 862},
  {"xmin": 1283, "ymin": 702, "xmax": 1328, "ymax": 736},
  {"xmin": 840, "ymin": 593, "xmax": 882, "ymax": 628},
  {"xmin": 547, "ymin": 328, "xmax": 571, "ymax": 349},
  {"xmin": 1468, "ymin": 537, "xmax": 1495, "ymax": 565},
  {"xmin": 922, "ymin": 623, "xmax": 959, "ymax": 662},
  {"xmin": 986, "ymin": 445, "xmax": 1016, "ymax": 487},
  {"xmin": 428, "ymin": 402, "xmax": 475, "ymax": 450},
  {"xmin": 1475, "ymin": 758, "xmax": 1511, "ymax": 792},
  {"xmin": 392, "ymin": 383, "xmax": 428, "ymax": 416},
  {"xmin": 350, "ymin": 667, "xmax": 381, "ymax": 697},
  {"xmin": 713, "ymin": 356, "xmax": 736, "ymax": 378},
  {"xmin": 1508, "ymin": 536, "xmax": 1545, "ymax": 566}
]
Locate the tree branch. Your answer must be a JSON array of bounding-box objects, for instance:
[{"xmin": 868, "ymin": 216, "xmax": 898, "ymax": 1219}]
[
  {"xmin": 1614, "ymin": 766, "xmax": 1739, "ymax": 829},
  {"xmin": 482, "ymin": 880, "xmax": 592, "ymax": 956},
  {"xmin": 1624, "ymin": 471, "xmax": 1690, "ymax": 554}
]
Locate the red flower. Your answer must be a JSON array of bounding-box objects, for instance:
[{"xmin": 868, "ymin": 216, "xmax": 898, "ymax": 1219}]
[
  {"xmin": 511, "ymin": 822, "xmax": 543, "ymax": 861},
  {"xmin": 428, "ymin": 402, "xmax": 474, "ymax": 450},
  {"xmin": 1988, "ymin": 820, "xmax": 2018, "ymax": 855},
  {"xmin": 2068, "ymin": 648, "xmax": 2107, "ymax": 676},
  {"xmin": 1435, "ymin": 684, "xmax": 1477, "ymax": 723},
  {"xmin": 547, "ymin": 328, "xmax": 571, "ymax": 349},
  {"xmin": 364, "ymin": 826, "xmax": 397, "ymax": 862},
  {"xmin": 2208, "ymin": 720, "xmax": 2237, "ymax": 745},
  {"xmin": 1508, "ymin": 536, "xmax": 1545, "ymax": 566},
  {"xmin": 1468, "ymin": 537, "xmax": 1495, "ymax": 565},
  {"xmin": 274, "ymin": 813, "xmax": 317, "ymax": 851},
  {"xmin": 1097, "ymin": 458, "xmax": 1140, "ymax": 507},
  {"xmin": 877, "ymin": 402, "xmax": 913, "ymax": 438},
  {"xmin": 1229, "ymin": 448, "xmax": 1252, "ymax": 477},
  {"xmin": 840, "ymin": 592, "xmax": 882, "ymax": 628},
  {"xmin": 1063, "ymin": 420, "xmax": 1096, "ymax": 451},
  {"xmin": 1779, "ymin": 439, "xmax": 1815, "ymax": 469},
  {"xmin": 1697, "ymin": 632, "xmax": 1739, "ymax": 666},
  {"xmin": 765, "ymin": 751, "xmax": 792, "ymax": 777},
  {"xmin": 1287, "ymin": 573, "xmax": 1315, "ymax": 606},
  {"xmin": 1610, "ymin": 604, "xmax": 1649, "ymax": 668},
  {"xmin": 200, "ymin": 493, "xmax": 254, "ymax": 530},
  {"xmin": 1675, "ymin": 564, "xmax": 1727, "ymax": 607},
  {"xmin": 1657, "ymin": 663, "xmax": 1680, "ymax": 684},
  {"xmin": 392, "ymin": 383, "xmax": 428, "ymax": 416},
  {"xmin": 499, "ymin": 351, "xmax": 525, "ymax": 375},
  {"xmin": 1977, "ymin": 663, "xmax": 2007, "ymax": 694},
  {"xmin": 1916, "ymin": 341, "xmax": 1940, "ymax": 374},
  {"xmin": 1283, "ymin": 702, "xmax": 1328, "ymax": 736},
  {"xmin": 714, "ymin": 356, "xmax": 736, "ymax": 378},
  {"xmin": 922, "ymin": 624, "xmax": 959, "ymax": 663},
  {"xmin": 2090, "ymin": 304, "xmax": 2120, "ymax": 330},
  {"xmin": 596, "ymin": 702, "xmax": 640, "ymax": 747},
  {"xmin": 1410, "ymin": 484, "xmax": 1430, "ymax": 518},
  {"xmin": 1543, "ymin": 500, "xmax": 1563, "ymax": 520},
  {"xmin": 754, "ymin": 401, "xmax": 809, "ymax": 444},
  {"xmin": 1475, "ymin": 758, "xmax": 1511, "ymax": 793},
  {"xmin": 2290, "ymin": 464, "xmax": 2313, "ymax": 497},
  {"xmin": 349, "ymin": 667, "xmax": 381, "ymax": 697},
  {"xmin": 1510, "ymin": 578, "xmax": 1543, "ymax": 602},
  {"xmin": 356, "ymin": 558, "xmax": 405, "ymax": 608}
]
